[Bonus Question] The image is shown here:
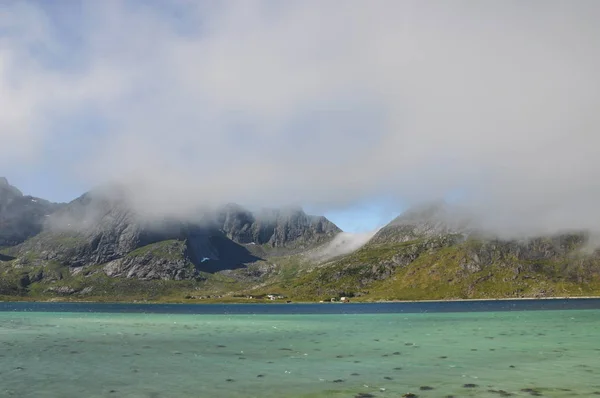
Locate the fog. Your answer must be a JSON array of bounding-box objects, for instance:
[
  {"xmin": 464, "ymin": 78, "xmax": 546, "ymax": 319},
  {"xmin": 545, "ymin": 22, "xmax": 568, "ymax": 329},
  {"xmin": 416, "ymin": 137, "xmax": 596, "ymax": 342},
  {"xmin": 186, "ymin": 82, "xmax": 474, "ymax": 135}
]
[
  {"xmin": 2, "ymin": 1, "xmax": 600, "ymax": 238},
  {"xmin": 308, "ymin": 230, "xmax": 380, "ymax": 263}
]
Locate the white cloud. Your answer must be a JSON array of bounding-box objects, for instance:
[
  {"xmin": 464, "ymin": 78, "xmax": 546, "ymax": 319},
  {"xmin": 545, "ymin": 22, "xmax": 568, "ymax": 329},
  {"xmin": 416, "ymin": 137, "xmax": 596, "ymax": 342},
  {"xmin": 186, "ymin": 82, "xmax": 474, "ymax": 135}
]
[{"xmin": 2, "ymin": 0, "xmax": 600, "ymax": 236}]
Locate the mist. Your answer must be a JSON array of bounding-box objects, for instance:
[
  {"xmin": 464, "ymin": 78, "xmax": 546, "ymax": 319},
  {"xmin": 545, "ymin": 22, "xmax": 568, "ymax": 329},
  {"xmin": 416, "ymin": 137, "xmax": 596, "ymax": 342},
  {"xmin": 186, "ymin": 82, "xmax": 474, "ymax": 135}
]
[
  {"xmin": 2, "ymin": 1, "xmax": 600, "ymax": 238},
  {"xmin": 307, "ymin": 230, "xmax": 380, "ymax": 263}
]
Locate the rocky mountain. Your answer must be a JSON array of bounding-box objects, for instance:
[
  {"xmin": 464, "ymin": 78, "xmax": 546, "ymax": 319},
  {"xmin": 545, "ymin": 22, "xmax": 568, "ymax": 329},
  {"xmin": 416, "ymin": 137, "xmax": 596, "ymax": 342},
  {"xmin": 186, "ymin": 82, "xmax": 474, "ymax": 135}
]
[
  {"xmin": 276, "ymin": 203, "xmax": 600, "ymax": 301},
  {"xmin": 217, "ymin": 203, "xmax": 340, "ymax": 252},
  {"xmin": 0, "ymin": 182, "xmax": 341, "ymax": 293},
  {"xmin": 0, "ymin": 178, "xmax": 63, "ymax": 248},
  {"xmin": 3, "ymin": 181, "xmax": 600, "ymax": 302}
]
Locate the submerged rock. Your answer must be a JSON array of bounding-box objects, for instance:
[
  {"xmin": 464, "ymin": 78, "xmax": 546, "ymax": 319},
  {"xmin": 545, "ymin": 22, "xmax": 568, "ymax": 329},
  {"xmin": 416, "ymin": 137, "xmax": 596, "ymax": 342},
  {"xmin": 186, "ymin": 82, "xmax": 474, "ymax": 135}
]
[{"xmin": 488, "ymin": 389, "xmax": 513, "ymax": 397}]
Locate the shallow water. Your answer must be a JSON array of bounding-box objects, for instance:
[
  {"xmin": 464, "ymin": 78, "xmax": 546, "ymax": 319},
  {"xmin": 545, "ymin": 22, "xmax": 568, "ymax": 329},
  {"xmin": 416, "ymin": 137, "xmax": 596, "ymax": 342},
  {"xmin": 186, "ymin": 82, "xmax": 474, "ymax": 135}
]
[{"xmin": 1, "ymin": 303, "xmax": 600, "ymax": 397}]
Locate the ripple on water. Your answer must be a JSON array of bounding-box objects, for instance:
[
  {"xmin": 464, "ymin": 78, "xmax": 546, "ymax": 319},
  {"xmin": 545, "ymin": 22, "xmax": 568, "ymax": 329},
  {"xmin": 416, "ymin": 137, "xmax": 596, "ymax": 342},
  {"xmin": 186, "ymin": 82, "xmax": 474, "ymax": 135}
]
[{"xmin": 1, "ymin": 308, "xmax": 600, "ymax": 397}]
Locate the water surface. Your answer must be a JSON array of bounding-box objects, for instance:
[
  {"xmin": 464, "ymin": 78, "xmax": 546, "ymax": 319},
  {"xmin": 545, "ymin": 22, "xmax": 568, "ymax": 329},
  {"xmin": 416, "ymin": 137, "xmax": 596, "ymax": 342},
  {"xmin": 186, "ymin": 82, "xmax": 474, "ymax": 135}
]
[{"xmin": 2, "ymin": 300, "xmax": 600, "ymax": 397}]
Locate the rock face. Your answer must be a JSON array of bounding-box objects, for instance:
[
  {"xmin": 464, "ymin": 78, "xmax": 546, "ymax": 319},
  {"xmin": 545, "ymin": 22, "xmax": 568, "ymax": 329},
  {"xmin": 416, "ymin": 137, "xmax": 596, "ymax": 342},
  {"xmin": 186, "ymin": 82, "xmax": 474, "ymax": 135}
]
[
  {"xmin": 459, "ymin": 234, "xmax": 594, "ymax": 279},
  {"xmin": 0, "ymin": 178, "xmax": 63, "ymax": 247},
  {"xmin": 217, "ymin": 204, "xmax": 341, "ymax": 250},
  {"xmin": 102, "ymin": 239, "xmax": 196, "ymax": 280}
]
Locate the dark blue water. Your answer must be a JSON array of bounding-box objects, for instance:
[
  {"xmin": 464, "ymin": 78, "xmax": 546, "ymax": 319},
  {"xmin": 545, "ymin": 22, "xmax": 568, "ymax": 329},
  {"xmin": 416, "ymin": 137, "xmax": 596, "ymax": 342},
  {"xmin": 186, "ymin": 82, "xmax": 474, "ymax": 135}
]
[{"xmin": 2, "ymin": 298, "xmax": 600, "ymax": 314}]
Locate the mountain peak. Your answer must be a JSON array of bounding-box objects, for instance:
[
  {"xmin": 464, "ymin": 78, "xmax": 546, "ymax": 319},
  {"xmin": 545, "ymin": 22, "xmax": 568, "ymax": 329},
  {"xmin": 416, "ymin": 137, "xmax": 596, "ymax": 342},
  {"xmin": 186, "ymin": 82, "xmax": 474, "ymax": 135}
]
[
  {"xmin": 0, "ymin": 177, "xmax": 23, "ymax": 199},
  {"xmin": 370, "ymin": 201, "xmax": 468, "ymax": 244},
  {"xmin": 0, "ymin": 180, "xmax": 61, "ymax": 247},
  {"xmin": 390, "ymin": 200, "xmax": 449, "ymax": 225}
]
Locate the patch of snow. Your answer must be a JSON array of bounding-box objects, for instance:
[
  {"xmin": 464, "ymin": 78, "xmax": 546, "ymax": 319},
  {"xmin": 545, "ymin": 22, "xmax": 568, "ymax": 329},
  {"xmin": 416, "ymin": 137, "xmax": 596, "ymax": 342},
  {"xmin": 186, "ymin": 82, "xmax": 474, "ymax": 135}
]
[{"xmin": 201, "ymin": 257, "xmax": 210, "ymax": 263}]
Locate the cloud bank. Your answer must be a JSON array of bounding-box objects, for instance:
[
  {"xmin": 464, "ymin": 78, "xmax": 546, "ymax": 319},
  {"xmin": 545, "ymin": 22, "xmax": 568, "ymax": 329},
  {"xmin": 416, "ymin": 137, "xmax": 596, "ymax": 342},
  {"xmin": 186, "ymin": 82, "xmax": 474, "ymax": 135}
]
[{"xmin": 2, "ymin": 0, "xmax": 600, "ymax": 237}]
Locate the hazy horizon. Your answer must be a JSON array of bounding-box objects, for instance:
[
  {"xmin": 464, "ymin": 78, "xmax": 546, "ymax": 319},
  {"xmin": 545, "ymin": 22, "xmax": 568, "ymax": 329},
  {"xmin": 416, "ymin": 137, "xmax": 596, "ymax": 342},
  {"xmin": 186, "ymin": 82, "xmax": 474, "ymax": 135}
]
[{"xmin": 2, "ymin": 1, "xmax": 600, "ymax": 236}]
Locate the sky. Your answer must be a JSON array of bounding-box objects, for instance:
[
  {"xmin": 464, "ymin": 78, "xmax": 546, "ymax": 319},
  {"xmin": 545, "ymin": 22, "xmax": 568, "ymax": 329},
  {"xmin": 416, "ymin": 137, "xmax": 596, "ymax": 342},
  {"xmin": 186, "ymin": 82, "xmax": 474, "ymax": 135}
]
[{"xmin": 1, "ymin": 1, "xmax": 600, "ymax": 236}]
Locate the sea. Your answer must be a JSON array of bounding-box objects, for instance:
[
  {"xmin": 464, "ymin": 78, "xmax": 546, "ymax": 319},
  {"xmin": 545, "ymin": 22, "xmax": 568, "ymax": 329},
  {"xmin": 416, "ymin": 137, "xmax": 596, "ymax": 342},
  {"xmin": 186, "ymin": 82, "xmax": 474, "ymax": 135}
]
[{"xmin": 1, "ymin": 299, "xmax": 600, "ymax": 397}]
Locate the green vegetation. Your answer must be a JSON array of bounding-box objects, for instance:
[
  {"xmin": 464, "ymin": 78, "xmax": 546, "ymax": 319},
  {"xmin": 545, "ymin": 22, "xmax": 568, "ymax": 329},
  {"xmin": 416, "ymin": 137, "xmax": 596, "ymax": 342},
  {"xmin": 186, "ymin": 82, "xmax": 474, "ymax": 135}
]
[
  {"xmin": 127, "ymin": 239, "xmax": 187, "ymax": 261},
  {"xmin": 2, "ymin": 235, "xmax": 600, "ymax": 304},
  {"xmin": 0, "ymin": 259, "xmax": 243, "ymax": 303},
  {"xmin": 4, "ymin": 231, "xmax": 88, "ymax": 266},
  {"xmin": 23, "ymin": 231, "xmax": 87, "ymax": 249},
  {"xmin": 0, "ymin": 238, "xmax": 241, "ymax": 302},
  {"xmin": 243, "ymin": 238, "xmax": 600, "ymax": 302}
]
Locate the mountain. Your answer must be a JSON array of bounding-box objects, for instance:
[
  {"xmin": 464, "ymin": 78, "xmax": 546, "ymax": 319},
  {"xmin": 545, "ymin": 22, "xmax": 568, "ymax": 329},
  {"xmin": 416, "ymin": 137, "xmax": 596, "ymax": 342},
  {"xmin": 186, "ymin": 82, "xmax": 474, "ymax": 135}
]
[
  {"xmin": 369, "ymin": 201, "xmax": 468, "ymax": 244},
  {"xmin": 3, "ymin": 182, "xmax": 600, "ymax": 302},
  {"xmin": 0, "ymin": 178, "xmax": 63, "ymax": 248},
  {"xmin": 0, "ymin": 182, "xmax": 341, "ymax": 297},
  {"xmin": 217, "ymin": 203, "xmax": 341, "ymax": 252},
  {"xmin": 274, "ymin": 203, "xmax": 600, "ymax": 301}
]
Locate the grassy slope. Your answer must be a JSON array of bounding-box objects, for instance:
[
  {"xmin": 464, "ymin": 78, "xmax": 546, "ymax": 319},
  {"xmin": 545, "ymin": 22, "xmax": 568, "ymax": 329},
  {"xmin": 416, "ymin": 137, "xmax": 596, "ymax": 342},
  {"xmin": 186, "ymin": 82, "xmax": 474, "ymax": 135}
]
[
  {"xmin": 366, "ymin": 247, "xmax": 600, "ymax": 301},
  {"xmin": 126, "ymin": 239, "xmax": 185, "ymax": 260},
  {"xmin": 3, "ymin": 236, "xmax": 600, "ymax": 303},
  {"xmin": 243, "ymin": 239, "xmax": 600, "ymax": 302},
  {"xmin": 0, "ymin": 240, "xmax": 243, "ymax": 302},
  {"xmin": 0, "ymin": 263, "xmax": 244, "ymax": 303},
  {"xmin": 246, "ymin": 239, "xmax": 436, "ymax": 300}
]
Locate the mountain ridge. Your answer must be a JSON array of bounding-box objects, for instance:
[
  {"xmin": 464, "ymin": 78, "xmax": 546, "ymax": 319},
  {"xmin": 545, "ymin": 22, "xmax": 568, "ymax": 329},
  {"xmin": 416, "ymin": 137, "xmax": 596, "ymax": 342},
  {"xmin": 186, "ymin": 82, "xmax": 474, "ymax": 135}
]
[
  {"xmin": 2, "ymin": 179, "xmax": 600, "ymax": 301},
  {"xmin": 1, "ymin": 180, "xmax": 340, "ymax": 287}
]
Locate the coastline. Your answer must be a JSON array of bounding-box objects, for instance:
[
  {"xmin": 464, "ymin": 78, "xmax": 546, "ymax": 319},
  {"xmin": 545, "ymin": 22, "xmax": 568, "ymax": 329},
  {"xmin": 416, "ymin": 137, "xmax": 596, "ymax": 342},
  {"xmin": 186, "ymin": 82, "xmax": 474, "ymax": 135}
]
[
  {"xmin": 378, "ymin": 296, "xmax": 600, "ymax": 303},
  {"xmin": 2, "ymin": 295, "xmax": 600, "ymax": 305}
]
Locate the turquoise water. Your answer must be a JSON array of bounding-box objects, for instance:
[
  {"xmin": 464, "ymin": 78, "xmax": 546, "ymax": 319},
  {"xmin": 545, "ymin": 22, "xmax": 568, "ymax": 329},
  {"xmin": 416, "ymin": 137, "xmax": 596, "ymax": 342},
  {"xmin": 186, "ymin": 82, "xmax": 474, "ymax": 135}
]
[{"xmin": 1, "ymin": 305, "xmax": 600, "ymax": 397}]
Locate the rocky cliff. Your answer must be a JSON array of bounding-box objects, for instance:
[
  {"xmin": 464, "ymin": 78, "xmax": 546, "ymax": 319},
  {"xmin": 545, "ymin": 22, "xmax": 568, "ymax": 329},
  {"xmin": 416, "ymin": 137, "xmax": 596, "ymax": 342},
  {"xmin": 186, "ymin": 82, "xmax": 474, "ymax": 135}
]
[{"xmin": 217, "ymin": 203, "xmax": 341, "ymax": 251}]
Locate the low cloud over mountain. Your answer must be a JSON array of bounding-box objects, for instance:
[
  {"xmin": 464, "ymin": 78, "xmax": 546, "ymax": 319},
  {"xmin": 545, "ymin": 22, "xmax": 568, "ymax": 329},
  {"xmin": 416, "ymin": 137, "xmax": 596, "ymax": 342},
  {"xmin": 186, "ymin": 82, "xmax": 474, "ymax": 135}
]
[{"xmin": 2, "ymin": 1, "xmax": 600, "ymax": 239}]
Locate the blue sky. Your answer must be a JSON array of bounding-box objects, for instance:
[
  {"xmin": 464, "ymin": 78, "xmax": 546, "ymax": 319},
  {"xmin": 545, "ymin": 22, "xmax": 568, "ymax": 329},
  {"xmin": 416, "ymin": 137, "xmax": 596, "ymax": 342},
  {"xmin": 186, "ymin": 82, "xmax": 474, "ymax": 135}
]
[
  {"xmin": 320, "ymin": 202, "xmax": 401, "ymax": 233},
  {"xmin": 2, "ymin": 1, "xmax": 600, "ymax": 236}
]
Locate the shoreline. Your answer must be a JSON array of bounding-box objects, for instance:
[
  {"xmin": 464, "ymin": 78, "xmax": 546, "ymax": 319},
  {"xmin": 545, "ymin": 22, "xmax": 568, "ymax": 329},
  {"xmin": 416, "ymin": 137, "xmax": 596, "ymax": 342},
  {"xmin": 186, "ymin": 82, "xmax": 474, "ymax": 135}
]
[
  {"xmin": 2, "ymin": 295, "xmax": 600, "ymax": 305},
  {"xmin": 378, "ymin": 296, "xmax": 600, "ymax": 303}
]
